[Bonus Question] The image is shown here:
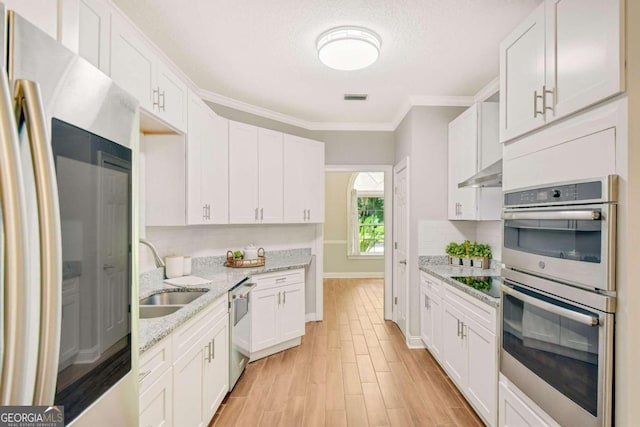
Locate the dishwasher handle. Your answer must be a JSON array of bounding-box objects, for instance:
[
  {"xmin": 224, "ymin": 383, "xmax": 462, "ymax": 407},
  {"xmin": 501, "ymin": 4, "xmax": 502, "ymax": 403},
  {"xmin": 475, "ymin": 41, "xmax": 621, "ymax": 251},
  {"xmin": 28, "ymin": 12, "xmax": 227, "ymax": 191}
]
[{"xmin": 231, "ymin": 283, "xmax": 256, "ymax": 300}]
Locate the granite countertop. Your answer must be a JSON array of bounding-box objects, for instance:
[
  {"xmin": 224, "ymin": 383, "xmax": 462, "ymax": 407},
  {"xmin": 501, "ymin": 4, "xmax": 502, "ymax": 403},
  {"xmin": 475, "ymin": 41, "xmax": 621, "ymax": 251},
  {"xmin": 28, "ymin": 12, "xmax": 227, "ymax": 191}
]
[
  {"xmin": 138, "ymin": 248, "xmax": 312, "ymax": 354},
  {"xmin": 418, "ymin": 256, "xmax": 502, "ymax": 307}
]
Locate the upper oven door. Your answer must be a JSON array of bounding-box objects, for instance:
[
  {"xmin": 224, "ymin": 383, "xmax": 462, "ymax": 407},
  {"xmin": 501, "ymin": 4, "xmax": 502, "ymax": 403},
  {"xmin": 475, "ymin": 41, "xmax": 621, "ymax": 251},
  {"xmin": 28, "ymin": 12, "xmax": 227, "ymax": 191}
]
[
  {"xmin": 502, "ymin": 203, "xmax": 616, "ymax": 291},
  {"xmin": 500, "ymin": 272, "xmax": 614, "ymax": 427}
]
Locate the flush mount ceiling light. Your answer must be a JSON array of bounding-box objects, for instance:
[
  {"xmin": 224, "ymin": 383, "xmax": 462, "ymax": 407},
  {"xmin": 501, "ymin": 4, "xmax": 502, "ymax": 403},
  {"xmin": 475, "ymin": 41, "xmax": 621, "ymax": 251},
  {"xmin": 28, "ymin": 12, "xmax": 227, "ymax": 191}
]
[{"xmin": 316, "ymin": 26, "xmax": 381, "ymax": 71}]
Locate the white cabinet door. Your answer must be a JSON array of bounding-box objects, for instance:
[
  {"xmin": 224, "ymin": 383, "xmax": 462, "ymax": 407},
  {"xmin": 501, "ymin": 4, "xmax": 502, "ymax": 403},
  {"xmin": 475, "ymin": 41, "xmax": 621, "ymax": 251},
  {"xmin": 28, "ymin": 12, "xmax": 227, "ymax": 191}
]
[
  {"xmin": 251, "ymin": 287, "xmax": 279, "ymax": 352},
  {"xmin": 546, "ymin": 0, "xmax": 623, "ymax": 120},
  {"xmin": 207, "ymin": 114, "xmax": 229, "ymax": 224},
  {"xmin": 430, "ymin": 293, "xmax": 443, "ymax": 362},
  {"xmin": 465, "ymin": 316, "xmax": 497, "ymax": 426},
  {"xmin": 499, "ymin": 381, "xmax": 553, "ymax": 427},
  {"xmin": 155, "ymin": 61, "xmax": 187, "ymax": 132},
  {"xmin": 283, "ymin": 135, "xmax": 307, "ymax": 223},
  {"xmin": 278, "ymin": 282, "xmax": 305, "ymax": 342},
  {"xmin": 140, "ymin": 367, "xmax": 174, "ymax": 427},
  {"xmin": 305, "ymin": 140, "xmax": 325, "ymax": 223},
  {"xmin": 419, "ymin": 285, "xmax": 432, "ymax": 348},
  {"xmin": 229, "ymin": 121, "xmax": 259, "ymax": 223},
  {"xmin": 59, "ymin": 290, "xmax": 80, "ymax": 366},
  {"xmin": 442, "ymin": 300, "xmax": 467, "ymax": 387},
  {"xmin": 257, "ymin": 128, "xmax": 283, "ymax": 223},
  {"xmin": 110, "ymin": 17, "xmax": 155, "ymax": 112},
  {"xmin": 499, "ymin": 3, "xmax": 546, "ymax": 142},
  {"xmin": 173, "ymin": 340, "xmax": 206, "ymax": 427},
  {"xmin": 203, "ymin": 316, "xmax": 229, "ymax": 422},
  {"xmin": 4, "ymin": 0, "xmax": 57, "ymax": 39},
  {"xmin": 186, "ymin": 91, "xmax": 207, "ymax": 225},
  {"xmin": 448, "ymin": 106, "xmax": 478, "ymax": 220},
  {"xmin": 77, "ymin": 0, "xmax": 111, "ymax": 73}
]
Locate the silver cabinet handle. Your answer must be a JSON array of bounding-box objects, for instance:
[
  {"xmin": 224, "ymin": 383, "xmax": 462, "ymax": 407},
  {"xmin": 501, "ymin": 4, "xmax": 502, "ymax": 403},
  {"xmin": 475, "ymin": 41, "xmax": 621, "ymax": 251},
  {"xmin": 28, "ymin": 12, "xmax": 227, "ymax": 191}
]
[
  {"xmin": 501, "ymin": 210, "xmax": 601, "ymax": 221},
  {"xmin": 255, "ymin": 207, "xmax": 259, "ymax": 221},
  {"xmin": 159, "ymin": 89, "xmax": 166, "ymax": 112},
  {"xmin": 501, "ymin": 284, "xmax": 599, "ymax": 326},
  {"xmin": 278, "ymin": 291, "xmax": 281, "ymax": 305},
  {"xmin": 457, "ymin": 319, "xmax": 461, "ymax": 337},
  {"xmin": 307, "ymin": 209, "xmax": 311, "ymax": 221},
  {"xmin": 207, "ymin": 204, "xmax": 211, "ymax": 220},
  {"xmin": 260, "ymin": 207, "xmax": 263, "ymax": 221},
  {"xmin": 276, "ymin": 277, "xmax": 287, "ymax": 283},
  {"xmin": 211, "ymin": 338, "xmax": 215, "ymax": 360},
  {"xmin": 103, "ymin": 264, "xmax": 115, "ymax": 271},
  {"xmin": 424, "ymin": 295, "xmax": 427, "ymax": 308},
  {"xmin": 203, "ymin": 204, "xmax": 207, "ymax": 220},
  {"xmin": 153, "ymin": 87, "xmax": 160, "ymax": 110},
  {"xmin": 534, "ymin": 89, "xmax": 544, "ymax": 117},
  {"xmin": 0, "ymin": 70, "xmax": 29, "ymax": 404},
  {"xmin": 426, "ymin": 296, "xmax": 430, "ymax": 310},
  {"xmin": 205, "ymin": 341, "xmax": 212, "ymax": 363},
  {"xmin": 461, "ymin": 322, "xmax": 466, "ymax": 339},
  {"xmin": 15, "ymin": 80, "xmax": 62, "ymax": 405},
  {"xmin": 283, "ymin": 291, "xmax": 286, "ymax": 305},
  {"xmin": 399, "ymin": 260, "xmax": 407, "ymax": 265},
  {"xmin": 139, "ymin": 370, "xmax": 152, "ymax": 383},
  {"xmin": 542, "ymin": 85, "xmax": 554, "ymax": 116}
]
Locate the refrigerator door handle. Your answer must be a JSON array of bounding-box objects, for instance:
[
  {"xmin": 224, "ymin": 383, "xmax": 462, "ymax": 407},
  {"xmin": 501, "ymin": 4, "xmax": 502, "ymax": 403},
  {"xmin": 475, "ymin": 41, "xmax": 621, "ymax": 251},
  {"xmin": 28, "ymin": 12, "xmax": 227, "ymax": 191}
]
[
  {"xmin": 0, "ymin": 69, "xmax": 30, "ymax": 405},
  {"xmin": 14, "ymin": 79, "xmax": 62, "ymax": 405}
]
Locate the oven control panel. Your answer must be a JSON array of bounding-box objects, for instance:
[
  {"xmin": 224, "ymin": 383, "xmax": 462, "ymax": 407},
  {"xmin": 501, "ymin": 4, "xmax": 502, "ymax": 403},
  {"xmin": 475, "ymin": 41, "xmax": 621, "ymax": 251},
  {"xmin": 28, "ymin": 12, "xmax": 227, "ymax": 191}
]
[{"xmin": 505, "ymin": 180, "xmax": 602, "ymax": 207}]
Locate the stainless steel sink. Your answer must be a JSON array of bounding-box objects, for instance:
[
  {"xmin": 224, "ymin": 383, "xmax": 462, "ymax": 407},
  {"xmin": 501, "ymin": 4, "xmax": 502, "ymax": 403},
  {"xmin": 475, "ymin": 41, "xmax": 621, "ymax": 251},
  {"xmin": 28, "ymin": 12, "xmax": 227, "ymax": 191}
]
[
  {"xmin": 139, "ymin": 305, "xmax": 182, "ymax": 319},
  {"xmin": 139, "ymin": 290, "xmax": 209, "ymax": 306}
]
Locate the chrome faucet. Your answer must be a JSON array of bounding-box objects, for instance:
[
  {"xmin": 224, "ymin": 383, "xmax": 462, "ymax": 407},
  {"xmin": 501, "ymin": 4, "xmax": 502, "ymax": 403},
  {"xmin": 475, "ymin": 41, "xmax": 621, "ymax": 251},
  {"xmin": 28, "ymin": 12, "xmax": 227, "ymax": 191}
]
[{"xmin": 139, "ymin": 238, "xmax": 165, "ymax": 268}]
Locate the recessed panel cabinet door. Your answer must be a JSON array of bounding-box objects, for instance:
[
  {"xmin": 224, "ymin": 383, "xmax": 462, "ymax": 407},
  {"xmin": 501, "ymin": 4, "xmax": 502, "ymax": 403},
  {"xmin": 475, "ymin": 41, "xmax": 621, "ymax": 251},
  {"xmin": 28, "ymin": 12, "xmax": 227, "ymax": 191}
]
[
  {"xmin": 305, "ymin": 140, "xmax": 325, "ymax": 223},
  {"xmin": 155, "ymin": 61, "xmax": 187, "ymax": 132},
  {"xmin": 173, "ymin": 342, "xmax": 206, "ymax": 427},
  {"xmin": 420, "ymin": 285, "xmax": 432, "ymax": 348},
  {"xmin": 203, "ymin": 317, "xmax": 229, "ymax": 422},
  {"xmin": 465, "ymin": 316, "xmax": 497, "ymax": 426},
  {"xmin": 499, "ymin": 3, "xmax": 546, "ymax": 142},
  {"xmin": 251, "ymin": 288, "xmax": 278, "ymax": 352},
  {"xmin": 283, "ymin": 136, "xmax": 307, "ymax": 223},
  {"xmin": 448, "ymin": 106, "xmax": 478, "ymax": 220},
  {"xmin": 140, "ymin": 367, "xmax": 174, "ymax": 427},
  {"xmin": 546, "ymin": 0, "xmax": 623, "ymax": 120},
  {"xmin": 430, "ymin": 293, "xmax": 443, "ymax": 361},
  {"xmin": 207, "ymin": 115, "xmax": 229, "ymax": 224},
  {"xmin": 278, "ymin": 283, "xmax": 305, "ymax": 342},
  {"xmin": 258, "ymin": 128, "xmax": 283, "ymax": 223},
  {"xmin": 229, "ymin": 121, "xmax": 259, "ymax": 223},
  {"xmin": 77, "ymin": 0, "xmax": 111, "ymax": 74},
  {"xmin": 442, "ymin": 300, "xmax": 467, "ymax": 387}
]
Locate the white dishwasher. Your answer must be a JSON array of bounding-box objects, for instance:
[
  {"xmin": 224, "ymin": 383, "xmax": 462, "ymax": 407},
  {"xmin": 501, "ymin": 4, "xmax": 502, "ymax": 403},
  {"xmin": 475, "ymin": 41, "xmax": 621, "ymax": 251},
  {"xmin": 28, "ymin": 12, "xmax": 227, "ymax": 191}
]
[{"xmin": 228, "ymin": 279, "xmax": 256, "ymax": 390}]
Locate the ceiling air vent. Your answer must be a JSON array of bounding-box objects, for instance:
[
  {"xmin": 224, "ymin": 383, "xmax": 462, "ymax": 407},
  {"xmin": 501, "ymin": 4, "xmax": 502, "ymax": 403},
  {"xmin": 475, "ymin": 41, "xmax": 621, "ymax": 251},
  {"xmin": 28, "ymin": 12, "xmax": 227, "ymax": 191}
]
[{"xmin": 344, "ymin": 94, "xmax": 368, "ymax": 101}]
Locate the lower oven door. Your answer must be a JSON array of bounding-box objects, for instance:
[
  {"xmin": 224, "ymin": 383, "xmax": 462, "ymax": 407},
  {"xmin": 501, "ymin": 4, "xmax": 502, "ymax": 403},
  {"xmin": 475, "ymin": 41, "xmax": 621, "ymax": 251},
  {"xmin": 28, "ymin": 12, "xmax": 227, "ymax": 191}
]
[
  {"xmin": 229, "ymin": 282, "xmax": 255, "ymax": 390},
  {"xmin": 500, "ymin": 273, "xmax": 614, "ymax": 427},
  {"xmin": 502, "ymin": 203, "xmax": 615, "ymax": 292}
]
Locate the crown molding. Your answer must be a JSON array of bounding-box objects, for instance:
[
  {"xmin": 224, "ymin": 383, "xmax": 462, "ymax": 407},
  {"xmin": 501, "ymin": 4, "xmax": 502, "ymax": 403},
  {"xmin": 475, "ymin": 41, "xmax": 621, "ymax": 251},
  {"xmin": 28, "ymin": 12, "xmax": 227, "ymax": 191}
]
[
  {"xmin": 474, "ymin": 77, "xmax": 500, "ymax": 102},
  {"xmin": 408, "ymin": 95, "xmax": 476, "ymax": 107}
]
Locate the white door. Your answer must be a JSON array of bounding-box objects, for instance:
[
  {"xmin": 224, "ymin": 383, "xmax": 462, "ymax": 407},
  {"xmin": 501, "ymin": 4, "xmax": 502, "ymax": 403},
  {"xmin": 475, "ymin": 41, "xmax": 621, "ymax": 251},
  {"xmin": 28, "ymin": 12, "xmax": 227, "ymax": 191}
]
[
  {"xmin": 499, "ymin": 2, "xmax": 546, "ymax": 142},
  {"xmin": 186, "ymin": 91, "xmax": 206, "ymax": 225},
  {"xmin": 283, "ymin": 135, "xmax": 307, "ymax": 223},
  {"xmin": 155, "ymin": 61, "xmax": 187, "ymax": 132},
  {"xmin": 278, "ymin": 283, "xmax": 305, "ymax": 342},
  {"xmin": 208, "ymin": 115, "xmax": 229, "ymax": 224},
  {"xmin": 229, "ymin": 121, "xmax": 259, "ymax": 223},
  {"xmin": 257, "ymin": 128, "xmax": 283, "ymax": 223},
  {"xmin": 173, "ymin": 342, "xmax": 206, "ymax": 427},
  {"xmin": 203, "ymin": 317, "xmax": 229, "ymax": 421},
  {"xmin": 98, "ymin": 162, "xmax": 129, "ymax": 352},
  {"xmin": 442, "ymin": 300, "xmax": 466, "ymax": 387},
  {"xmin": 250, "ymin": 287, "xmax": 279, "ymax": 352},
  {"xmin": 465, "ymin": 316, "xmax": 497, "ymax": 425},
  {"xmin": 393, "ymin": 159, "xmax": 409, "ymax": 335},
  {"xmin": 305, "ymin": 140, "xmax": 325, "ymax": 223},
  {"xmin": 448, "ymin": 106, "xmax": 478, "ymax": 220}
]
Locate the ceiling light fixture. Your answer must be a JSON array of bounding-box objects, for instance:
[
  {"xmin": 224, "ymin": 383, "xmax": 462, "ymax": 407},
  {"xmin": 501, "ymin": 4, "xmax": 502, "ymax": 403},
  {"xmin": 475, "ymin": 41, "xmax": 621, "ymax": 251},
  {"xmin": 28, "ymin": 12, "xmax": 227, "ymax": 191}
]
[{"xmin": 316, "ymin": 26, "xmax": 381, "ymax": 71}]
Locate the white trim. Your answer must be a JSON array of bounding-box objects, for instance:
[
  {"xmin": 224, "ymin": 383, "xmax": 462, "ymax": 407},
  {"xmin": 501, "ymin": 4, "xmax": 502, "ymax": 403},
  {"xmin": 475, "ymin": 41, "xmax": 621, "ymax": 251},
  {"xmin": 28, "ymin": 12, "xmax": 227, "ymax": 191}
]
[
  {"xmin": 323, "ymin": 272, "xmax": 385, "ymax": 279},
  {"xmin": 405, "ymin": 335, "xmax": 426, "ymax": 349},
  {"xmin": 305, "ymin": 313, "xmax": 317, "ymax": 322},
  {"xmin": 74, "ymin": 344, "xmax": 101, "ymax": 364},
  {"xmin": 474, "ymin": 76, "xmax": 500, "ymax": 103},
  {"xmin": 347, "ymin": 255, "xmax": 384, "ymax": 260},
  {"xmin": 408, "ymin": 95, "xmax": 475, "ymax": 107}
]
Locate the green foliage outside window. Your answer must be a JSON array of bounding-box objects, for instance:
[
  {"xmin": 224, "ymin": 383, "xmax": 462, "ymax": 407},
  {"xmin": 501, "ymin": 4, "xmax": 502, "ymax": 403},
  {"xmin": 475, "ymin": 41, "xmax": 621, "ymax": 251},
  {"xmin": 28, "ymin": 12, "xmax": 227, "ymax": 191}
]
[{"xmin": 357, "ymin": 197, "xmax": 384, "ymax": 254}]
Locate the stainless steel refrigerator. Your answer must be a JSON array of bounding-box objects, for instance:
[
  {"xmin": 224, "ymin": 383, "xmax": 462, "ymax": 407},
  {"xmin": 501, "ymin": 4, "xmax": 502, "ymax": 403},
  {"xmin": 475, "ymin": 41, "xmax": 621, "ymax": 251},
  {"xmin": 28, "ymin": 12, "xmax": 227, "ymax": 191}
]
[{"xmin": 0, "ymin": 5, "xmax": 139, "ymax": 425}]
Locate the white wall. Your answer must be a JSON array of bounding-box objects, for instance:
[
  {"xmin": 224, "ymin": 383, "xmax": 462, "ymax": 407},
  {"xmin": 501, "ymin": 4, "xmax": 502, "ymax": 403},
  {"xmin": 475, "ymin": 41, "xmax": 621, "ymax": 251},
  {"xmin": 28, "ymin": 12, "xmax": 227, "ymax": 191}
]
[
  {"xmin": 418, "ymin": 220, "xmax": 502, "ymax": 261},
  {"xmin": 323, "ymin": 172, "xmax": 385, "ymax": 276}
]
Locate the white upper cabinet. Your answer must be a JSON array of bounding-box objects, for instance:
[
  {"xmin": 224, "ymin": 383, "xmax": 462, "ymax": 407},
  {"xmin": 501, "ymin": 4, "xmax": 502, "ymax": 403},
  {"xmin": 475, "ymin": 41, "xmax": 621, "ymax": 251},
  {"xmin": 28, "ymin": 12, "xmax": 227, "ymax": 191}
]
[
  {"xmin": 4, "ymin": 0, "xmax": 57, "ymax": 39},
  {"xmin": 283, "ymin": 135, "xmax": 325, "ymax": 223},
  {"xmin": 76, "ymin": 0, "xmax": 111, "ymax": 73},
  {"xmin": 448, "ymin": 102, "xmax": 501, "ymax": 221},
  {"xmin": 110, "ymin": 14, "xmax": 186, "ymax": 132},
  {"xmin": 499, "ymin": 0, "xmax": 624, "ymax": 143},
  {"xmin": 229, "ymin": 122, "xmax": 284, "ymax": 224},
  {"xmin": 187, "ymin": 90, "xmax": 228, "ymax": 225}
]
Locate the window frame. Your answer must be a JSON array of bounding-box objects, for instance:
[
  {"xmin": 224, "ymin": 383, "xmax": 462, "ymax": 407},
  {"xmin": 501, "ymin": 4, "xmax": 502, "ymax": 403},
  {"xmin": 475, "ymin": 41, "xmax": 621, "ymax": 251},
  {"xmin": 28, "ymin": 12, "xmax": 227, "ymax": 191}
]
[{"xmin": 348, "ymin": 184, "xmax": 385, "ymax": 259}]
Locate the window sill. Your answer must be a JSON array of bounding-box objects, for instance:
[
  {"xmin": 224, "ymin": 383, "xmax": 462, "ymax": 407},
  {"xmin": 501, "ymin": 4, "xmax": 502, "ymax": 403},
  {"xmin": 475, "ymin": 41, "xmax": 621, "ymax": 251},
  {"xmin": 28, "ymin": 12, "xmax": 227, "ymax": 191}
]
[{"xmin": 347, "ymin": 255, "xmax": 385, "ymax": 260}]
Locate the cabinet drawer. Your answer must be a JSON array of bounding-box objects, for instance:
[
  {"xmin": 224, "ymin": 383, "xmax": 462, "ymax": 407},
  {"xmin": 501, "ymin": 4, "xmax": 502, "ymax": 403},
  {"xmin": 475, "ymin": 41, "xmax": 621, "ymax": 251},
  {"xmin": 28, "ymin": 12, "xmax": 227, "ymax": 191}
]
[
  {"xmin": 140, "ymin": 366, "xmax": 173, "ymax": 426},
  {"xmin": 444, "ymin": 286, "xmax": 496, "ymax": 333},
  {"xmin": 252, "ymin": 269, "xmax": 304, "ymax": 291},
  {"xmin": 139, "ymin": 335, "xmax": 173, "ymax": 395},
  {"xmin": 172, "ymin": 295, "xmax": 227, "ymax": 358},
  {"xmin": 420, "ymin": 271, "xmax": 441, "ymax": 296}
]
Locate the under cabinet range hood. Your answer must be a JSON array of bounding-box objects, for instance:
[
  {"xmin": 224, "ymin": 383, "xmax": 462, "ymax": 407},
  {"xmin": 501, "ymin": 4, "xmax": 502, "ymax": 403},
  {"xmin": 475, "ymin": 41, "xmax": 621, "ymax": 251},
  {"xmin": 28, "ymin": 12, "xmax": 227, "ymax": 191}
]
[{"xmin": 458, "ymin": 159, "xmax": 503, "ymax": 188}]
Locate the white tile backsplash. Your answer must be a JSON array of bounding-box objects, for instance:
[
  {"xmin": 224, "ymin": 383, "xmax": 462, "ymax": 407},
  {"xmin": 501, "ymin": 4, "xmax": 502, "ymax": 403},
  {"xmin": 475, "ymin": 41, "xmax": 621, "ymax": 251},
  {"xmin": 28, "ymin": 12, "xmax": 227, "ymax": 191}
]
[
  {"xmin": 139, "ymin": 224, "xmax": 317, "ymax": 273},
  {"xmin": 418, "ymin": 220, "xmax": 503, "ymax": 260}
]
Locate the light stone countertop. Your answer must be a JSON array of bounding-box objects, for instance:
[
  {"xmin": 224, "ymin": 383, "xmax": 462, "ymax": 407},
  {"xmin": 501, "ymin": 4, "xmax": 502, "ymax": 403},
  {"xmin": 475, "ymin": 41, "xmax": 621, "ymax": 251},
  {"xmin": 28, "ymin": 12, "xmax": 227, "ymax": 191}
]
[
  {"xmin": 418, "ymin": 256, "xmax": 502, "ymax": 307},
  {"xmin": 138, "ymin": 248, "xmax": 312, "ymax": 354}
]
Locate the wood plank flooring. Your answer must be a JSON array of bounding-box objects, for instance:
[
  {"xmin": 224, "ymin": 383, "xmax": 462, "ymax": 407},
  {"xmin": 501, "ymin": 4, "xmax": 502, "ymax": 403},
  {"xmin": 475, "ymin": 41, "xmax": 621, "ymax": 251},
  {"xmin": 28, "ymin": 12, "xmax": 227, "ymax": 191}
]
[{"xmin": 210, "ymin": 278, "xmax": 484, "ymax": 427}]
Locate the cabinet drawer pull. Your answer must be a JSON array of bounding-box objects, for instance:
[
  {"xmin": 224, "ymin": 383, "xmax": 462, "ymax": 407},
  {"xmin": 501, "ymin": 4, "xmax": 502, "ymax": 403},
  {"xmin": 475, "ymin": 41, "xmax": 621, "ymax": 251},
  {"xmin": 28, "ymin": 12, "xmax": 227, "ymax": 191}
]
[
  {"xmin": 211, "ymin": 338, "xmax": 215, "ymax": 360},
  {"xmin": 461, "ymin": 322, "xmax": 467, "ymax": 339},
  {"xmin": 457, "ymin": 319, "xmax": 461, "ymax": 337},
  {"xmin": 139, "ymin": 370, "xmax": 151, "ymax": 383},
  {"xmin": 276, "ymin": 277, "xmax": 287, "ymax": 283},
  {"xmin": 278, "ymin": 291, "xmax": 281, "ymax": 305},
  {"xmin": 283, "ymin": 291, "xmax": 286, "ymax": 304},
  {"xmin": 533, "ymin": 89, "xmax": 544, "ymax": 117},
  {"xmin": 543, "ymin": 85, "xmax": 554, "ymax": 115},
  {"xmin": 260, "ymin": 207, "xmax": 263, "ymax": 221}
]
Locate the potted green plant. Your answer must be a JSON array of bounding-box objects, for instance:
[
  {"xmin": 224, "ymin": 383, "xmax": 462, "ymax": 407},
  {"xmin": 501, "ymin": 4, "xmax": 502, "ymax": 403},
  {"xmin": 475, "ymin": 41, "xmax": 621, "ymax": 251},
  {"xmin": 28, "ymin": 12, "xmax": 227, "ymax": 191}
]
[
  {"xmin": 469, "ymin": 242, "xmax": 492, "ymax": 269},
  {"xmin": 460, "ymin": 240, "xmax": 473, "ymax": 266},
  {"xmin": 445, "ymin": 242, "xmax": 462, "ymax": 265}
]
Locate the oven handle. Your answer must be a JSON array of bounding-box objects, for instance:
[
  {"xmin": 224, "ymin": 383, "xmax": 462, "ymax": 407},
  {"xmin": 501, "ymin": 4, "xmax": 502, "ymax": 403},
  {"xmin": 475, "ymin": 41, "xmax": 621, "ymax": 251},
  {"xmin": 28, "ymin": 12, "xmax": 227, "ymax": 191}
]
[
  {"xmin": 501, "ymin": 284, "xmax": 599, "ymax": 326},
  {"xmin": 501, "ymin": 210, "xmax": 601, "ymax": 221}
]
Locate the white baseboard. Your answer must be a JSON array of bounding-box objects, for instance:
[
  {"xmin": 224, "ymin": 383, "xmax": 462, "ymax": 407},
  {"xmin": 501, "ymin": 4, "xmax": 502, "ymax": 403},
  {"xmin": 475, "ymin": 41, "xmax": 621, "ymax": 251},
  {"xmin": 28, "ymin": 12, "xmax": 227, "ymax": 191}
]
[
  {"xmin": 405, "ymin": 335, "xmax": 426, "ymax": 349},
  {"xmin": 323, "ymin": 272, "xmax": 384, "ymax": 279},
  {"xmin": 305, "ymin": 313, "xmax": 317, "ymax": 322},
  {"xmin": 75, "ymin": 343, "xmax": 100, "ymax": 364}
]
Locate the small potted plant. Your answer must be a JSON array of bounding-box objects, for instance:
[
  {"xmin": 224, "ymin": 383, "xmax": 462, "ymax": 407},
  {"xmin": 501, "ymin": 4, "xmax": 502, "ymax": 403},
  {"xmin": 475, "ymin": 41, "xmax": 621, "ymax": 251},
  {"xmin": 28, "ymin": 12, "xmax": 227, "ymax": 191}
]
[
  {"xmin": 460, "ymin": 240, "xmax": 473, "ymax": 266},
  {"xmin": 470, "ymin": 242, "xmax": 492, "ymax": 269},
  {"xmin": 446, "ymin": 242, "xmax": 462, "ymax": 265}
]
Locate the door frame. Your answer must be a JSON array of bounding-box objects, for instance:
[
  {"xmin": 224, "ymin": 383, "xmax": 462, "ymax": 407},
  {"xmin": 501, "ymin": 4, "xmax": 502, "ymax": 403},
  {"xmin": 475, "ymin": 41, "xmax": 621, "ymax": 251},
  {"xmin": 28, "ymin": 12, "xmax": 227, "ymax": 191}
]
[
  {"xmin": 393, "ymin": 157, "xmax": 410, "ymax": 335},
  {"xmin": 323, "ymin": 164, "xmax": 394, "ymax": 320}
]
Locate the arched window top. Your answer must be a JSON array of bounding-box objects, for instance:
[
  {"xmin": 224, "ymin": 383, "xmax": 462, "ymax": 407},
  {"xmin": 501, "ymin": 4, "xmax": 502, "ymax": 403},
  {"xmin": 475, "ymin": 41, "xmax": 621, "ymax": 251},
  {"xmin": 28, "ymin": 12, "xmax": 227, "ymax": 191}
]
[
  {"xmin": 351, "ymin": 172, "xmax": 384, "ymax": 194},
  {"xmin": 348, "ymin": 172, "xmax": 384, "ymax": 256}
]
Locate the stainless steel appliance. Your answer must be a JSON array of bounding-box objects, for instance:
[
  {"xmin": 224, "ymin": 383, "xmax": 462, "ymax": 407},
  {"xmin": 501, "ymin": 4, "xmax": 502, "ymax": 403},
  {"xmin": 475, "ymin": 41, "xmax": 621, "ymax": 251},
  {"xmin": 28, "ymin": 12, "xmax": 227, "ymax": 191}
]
[
  {"xmin": 0, "ymin": 7, "xmax": 138, "ymax": 425},
  {"xmin": 229, "ymin": 279, "xmax": 256, "ymax": 390},
  {"xmin": 502, "ymin": 175, "xmax": 618, "ymax": 291},
  {"xmin": 500, "ymin": 176, "xmax": 618, "ymax": 427}
]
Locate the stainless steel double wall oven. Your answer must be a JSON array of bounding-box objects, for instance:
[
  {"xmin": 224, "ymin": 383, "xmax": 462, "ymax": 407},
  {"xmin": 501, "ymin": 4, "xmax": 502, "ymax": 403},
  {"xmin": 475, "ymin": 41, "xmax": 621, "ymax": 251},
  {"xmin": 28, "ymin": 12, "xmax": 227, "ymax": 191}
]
[{"xmin": 500, "ymin": 176, "xmax": 617, "ymax": 427}]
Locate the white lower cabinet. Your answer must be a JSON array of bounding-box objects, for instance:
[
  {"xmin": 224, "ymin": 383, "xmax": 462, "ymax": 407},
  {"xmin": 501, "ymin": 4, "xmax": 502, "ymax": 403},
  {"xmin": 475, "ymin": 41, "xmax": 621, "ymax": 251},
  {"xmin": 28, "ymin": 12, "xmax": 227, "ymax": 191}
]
[
  {"xmin": 139, "ymin": 296, "xmax": 228, "ymax": 427},
  {"xmin": 420, "ymin": 272, "xmax": 498, "ymax": 427},
  {"xmin": 499, "ymin": 377, "xmax": 560, "ymax": 427},
  {"xmin": 250, "ymin": 269, "xmax": 305, "ymax": 359}
]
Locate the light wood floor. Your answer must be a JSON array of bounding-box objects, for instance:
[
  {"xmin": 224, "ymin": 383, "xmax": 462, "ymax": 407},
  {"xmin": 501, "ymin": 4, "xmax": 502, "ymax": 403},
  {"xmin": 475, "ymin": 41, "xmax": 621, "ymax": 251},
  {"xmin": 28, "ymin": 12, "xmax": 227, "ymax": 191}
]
[{"xmin": 210, "ymin": 278, "xmax": 484, "ymax": 427}]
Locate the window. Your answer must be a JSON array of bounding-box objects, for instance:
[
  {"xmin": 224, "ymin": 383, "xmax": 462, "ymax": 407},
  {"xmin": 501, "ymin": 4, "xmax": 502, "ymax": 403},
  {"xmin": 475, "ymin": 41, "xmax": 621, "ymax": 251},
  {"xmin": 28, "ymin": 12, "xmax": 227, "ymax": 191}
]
[{"xmin": 349, "ymin": 172, "xmax": 384, "ymax": 256}]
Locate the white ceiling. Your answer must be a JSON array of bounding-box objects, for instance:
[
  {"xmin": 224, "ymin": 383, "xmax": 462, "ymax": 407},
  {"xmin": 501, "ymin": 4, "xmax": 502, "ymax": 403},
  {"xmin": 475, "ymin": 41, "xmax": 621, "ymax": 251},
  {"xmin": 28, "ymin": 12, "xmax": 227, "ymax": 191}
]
[{"xmin": 112, "ymin": 0, "xmax": 541, "ymax": 129}]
